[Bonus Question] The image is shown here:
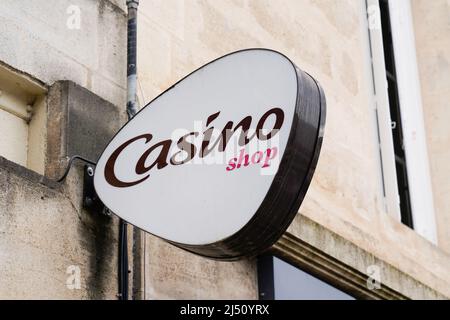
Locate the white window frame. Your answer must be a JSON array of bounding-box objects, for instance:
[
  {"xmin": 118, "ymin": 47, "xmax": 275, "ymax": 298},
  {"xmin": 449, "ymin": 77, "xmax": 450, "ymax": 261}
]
[
  {"xmin": 0, "ymin": 63, "xmax": 47, "ymax": 174},
  {"xmin": 366, "ymin": 0, "xmax": 401, "ymax": 221},
  {"xmin": 366, "ymin": 0, "xmax": 437, "ymax": 244}
]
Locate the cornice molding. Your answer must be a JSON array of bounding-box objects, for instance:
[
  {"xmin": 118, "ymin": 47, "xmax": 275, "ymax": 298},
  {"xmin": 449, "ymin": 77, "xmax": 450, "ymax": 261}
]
[{"xmin": 272, "ymin": 232, "xmax": 409, "ymax": 300}]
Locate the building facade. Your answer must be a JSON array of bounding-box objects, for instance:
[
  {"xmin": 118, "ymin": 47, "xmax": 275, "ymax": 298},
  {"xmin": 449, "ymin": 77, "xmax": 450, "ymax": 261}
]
[{"xmin": 0, "ymin": 0, "xmax": 449, "ymax": 299}]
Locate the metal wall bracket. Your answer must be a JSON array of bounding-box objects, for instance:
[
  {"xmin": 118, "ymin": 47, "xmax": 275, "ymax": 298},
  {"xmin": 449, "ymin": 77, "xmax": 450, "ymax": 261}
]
[{"xmin": 83, "ymin": 164, "xmax": 112, "ymax": 217}]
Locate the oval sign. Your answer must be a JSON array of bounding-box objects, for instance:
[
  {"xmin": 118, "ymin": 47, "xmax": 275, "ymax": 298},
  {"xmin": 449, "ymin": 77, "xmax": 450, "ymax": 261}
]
[{"xmin": 94, "ymin": 49, "xmax": 326, "ymax": 260}]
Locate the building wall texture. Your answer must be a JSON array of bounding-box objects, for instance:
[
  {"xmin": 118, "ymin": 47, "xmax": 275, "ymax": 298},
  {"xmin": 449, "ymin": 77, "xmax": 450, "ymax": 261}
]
[
  {"xmin": 412, "ymin": 0, "xmax": 450, "ymax": 254},
  {"xmin": 0, "ymin": 0, "xmax": 449, "ymax": 299}
]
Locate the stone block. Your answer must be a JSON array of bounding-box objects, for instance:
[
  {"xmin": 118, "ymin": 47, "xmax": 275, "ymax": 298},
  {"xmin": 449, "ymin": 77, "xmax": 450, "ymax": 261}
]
[{"xmin": 46, "ymin": 80, "xmax": 124, "ymax": 179}]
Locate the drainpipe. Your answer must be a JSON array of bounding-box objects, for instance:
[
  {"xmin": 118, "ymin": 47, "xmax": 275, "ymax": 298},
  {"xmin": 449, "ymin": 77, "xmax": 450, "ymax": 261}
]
[
  {"xmin": 126, "ymin": 0, "xmax": 139, "ymax": 119},
  {"xmin": 118, "ymin": 0, "xmax": 140, "ymax": 301}
]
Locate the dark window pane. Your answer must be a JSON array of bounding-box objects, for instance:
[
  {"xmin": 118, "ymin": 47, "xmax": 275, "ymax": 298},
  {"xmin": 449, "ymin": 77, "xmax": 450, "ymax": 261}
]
[
  {"xmin": 258, "ymin": 256, "xmax": 355, "ymax": 300},
  {"xmin": 379, "ymin": 0, "xmax": 414, "ymax": 228}
]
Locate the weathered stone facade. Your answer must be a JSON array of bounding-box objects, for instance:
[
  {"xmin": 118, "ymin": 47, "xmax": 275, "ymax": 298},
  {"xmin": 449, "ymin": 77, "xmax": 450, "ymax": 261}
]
[{"xmin": 0, "ymin": 0, "xmax": 448, "ymax": 299}]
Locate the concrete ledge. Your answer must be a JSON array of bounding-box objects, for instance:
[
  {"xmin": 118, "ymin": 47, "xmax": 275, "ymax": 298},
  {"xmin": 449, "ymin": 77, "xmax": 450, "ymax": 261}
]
[
  {"xmin": 272, "ymin": 215, "xmax": 447, "ymax": 300},
  {"xmin": 0, "ymin": 155, "xmax": 119, "ymax": 299},
  {"xmin": 0, "ymin": 156, "xmax": 59, "ymax": 190}
]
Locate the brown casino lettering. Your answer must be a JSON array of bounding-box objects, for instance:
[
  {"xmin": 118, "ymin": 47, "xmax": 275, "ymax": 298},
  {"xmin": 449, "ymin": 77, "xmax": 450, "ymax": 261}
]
[{"xmin": 104, "ymin": 107, "xmax": 284, "ymax": 188}]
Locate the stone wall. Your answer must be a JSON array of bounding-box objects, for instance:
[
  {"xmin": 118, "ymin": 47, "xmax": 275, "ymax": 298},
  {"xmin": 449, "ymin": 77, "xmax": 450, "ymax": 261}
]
[
  {"xmin": 136, "ymin": 0, "xmax": 450, "ymax": 299},
  {"xmin": 0, "ymin": 156, "xmax": 119, "ymax": 299},
  {"xmin": 0, "ymin": 0, "xmax": 449, "ymax": 299},
  {"xmin": 412, "ymin": 0, "xmax": 450, "ymax": 254},
  {"xmin": 0, "ymin": 0, "xmax": 127, "ymax": 299},
  {"xmin": 0, "ymin": 0, "xmax": 127, "ymax": 108}
]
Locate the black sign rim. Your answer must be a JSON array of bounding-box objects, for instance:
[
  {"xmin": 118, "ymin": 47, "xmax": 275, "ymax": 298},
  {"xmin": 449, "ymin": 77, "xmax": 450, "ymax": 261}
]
[{"xmin": 174, "ymin": 51, "xmax": 326, "ymax": 259}]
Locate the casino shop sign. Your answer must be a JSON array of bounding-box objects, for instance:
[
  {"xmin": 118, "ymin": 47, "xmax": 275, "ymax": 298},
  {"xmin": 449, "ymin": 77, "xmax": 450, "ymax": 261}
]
[{"xmin": 94, "ymin": 49, "xmax": 326, "ymax": 260}]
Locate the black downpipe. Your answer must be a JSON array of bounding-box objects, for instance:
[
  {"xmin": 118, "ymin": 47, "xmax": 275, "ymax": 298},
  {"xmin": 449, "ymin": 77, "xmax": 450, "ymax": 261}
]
[
  {"xmin": 118, "ymin": 221, "xmax": 128, "ymax": 300},
  {"xmin": 119, "ymin": 0, "xmax": 139, "ymax": 301}
]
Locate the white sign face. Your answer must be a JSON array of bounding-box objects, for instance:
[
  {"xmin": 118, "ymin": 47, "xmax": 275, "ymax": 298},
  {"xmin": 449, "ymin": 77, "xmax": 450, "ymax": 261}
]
[{"xmin": 94, "ymin": 49, "xmax": 326, "ymax": 259}]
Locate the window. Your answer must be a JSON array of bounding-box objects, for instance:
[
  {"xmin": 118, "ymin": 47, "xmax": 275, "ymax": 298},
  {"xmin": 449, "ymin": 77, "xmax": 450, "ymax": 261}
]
[
  {"xmin": 366, "ymin": 0, "xmax": 437, "ymax": 242},
  {"xmin": 258, "ymin": 255, "xmax": 355, "ymax": 300},
  {"xmin": 378, "ymin": 0, "xmax": 413, "ymax": 228},
  {"xmin": 0, "ymin": 63, "xmax": 47, "ymax": 174}
]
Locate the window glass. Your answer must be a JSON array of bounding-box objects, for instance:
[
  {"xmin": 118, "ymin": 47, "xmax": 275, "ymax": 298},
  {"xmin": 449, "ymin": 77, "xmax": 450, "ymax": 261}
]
[{"xmin": 258, "ymin": 256, "xmax": 355, "ymax": 300}]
